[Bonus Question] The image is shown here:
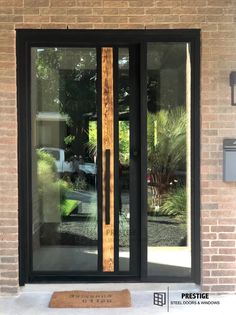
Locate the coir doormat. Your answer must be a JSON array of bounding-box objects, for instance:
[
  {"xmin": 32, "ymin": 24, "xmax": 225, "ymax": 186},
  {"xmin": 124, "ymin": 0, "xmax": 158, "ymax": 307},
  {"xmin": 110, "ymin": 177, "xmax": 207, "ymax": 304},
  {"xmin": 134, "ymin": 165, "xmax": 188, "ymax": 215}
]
[{"xmin": 49, "ymin": 289, "xmax": 131, "ymax": 308}]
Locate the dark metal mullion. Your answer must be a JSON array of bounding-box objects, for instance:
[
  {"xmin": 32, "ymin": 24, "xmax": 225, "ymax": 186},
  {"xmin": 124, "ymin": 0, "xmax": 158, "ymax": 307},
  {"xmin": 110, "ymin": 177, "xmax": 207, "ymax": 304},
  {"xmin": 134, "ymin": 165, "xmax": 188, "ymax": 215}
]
[
  {"xmin": 17, "ymin": 37, "xmax": 30, "ymax": 286},
  {"xmin": 28, "ymin": 44, "xmax": 34, "ymax": 284},
  {"xmin": 140, "ymin": 42, "xmax": 148, "ymax": 280},
  {"xmin": 113, "ymin": 46, "xmax": 119, "ymax": 273},
  {"xmin": 190, "ymin": 37, "xmax": 201, "ymax": 284},
  {"xmin": 129, "ymin": 45, "xmax": 141, "ymax": 276},
  {"xmin": 96, "ymin": 47, "xmax": 103, "ymax": 273}
]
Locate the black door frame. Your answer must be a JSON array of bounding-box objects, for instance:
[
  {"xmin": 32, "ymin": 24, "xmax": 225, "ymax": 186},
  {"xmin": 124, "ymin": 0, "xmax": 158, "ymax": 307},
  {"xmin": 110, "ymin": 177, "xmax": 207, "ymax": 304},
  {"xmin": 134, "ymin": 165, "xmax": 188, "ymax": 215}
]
[{"xmin": 17, "ymin": 29, "xmax": 200, "ymax": 285}]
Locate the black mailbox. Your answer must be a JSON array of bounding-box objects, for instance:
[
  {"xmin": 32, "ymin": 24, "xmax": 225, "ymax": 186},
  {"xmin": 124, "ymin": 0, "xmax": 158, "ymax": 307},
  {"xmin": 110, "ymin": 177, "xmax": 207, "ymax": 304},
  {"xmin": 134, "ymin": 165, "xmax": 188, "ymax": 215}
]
[{"xmin": 223, "ymin": 139, "xmax": 236, "ymax": 182}]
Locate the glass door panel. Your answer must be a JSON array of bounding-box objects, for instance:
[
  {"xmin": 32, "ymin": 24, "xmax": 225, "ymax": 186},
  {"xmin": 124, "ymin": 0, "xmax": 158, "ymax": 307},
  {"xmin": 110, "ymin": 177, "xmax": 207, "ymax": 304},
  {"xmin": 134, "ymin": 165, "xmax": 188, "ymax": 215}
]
[
  {"xmin": 30, "ymin": 45, "xmax": 138, "ymax": 276},
  {"xmin": 31, "ymin": 47, "xmax": 98, "ymax": 271}
]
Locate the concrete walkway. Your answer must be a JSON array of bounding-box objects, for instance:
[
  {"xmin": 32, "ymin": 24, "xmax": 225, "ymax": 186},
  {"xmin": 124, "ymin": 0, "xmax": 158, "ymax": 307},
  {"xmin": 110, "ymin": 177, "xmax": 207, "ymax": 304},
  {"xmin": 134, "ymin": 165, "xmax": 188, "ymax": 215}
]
[{"xmin": 0, "ymin": 283, "xmax": 235, "ymax": 315}]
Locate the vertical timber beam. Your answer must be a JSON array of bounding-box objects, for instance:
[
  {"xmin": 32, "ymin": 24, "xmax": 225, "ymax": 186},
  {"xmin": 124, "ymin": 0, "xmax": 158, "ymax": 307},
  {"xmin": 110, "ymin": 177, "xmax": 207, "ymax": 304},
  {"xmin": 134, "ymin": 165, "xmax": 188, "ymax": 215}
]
[{"xmin": 102, "ymin": 47, "xmax": 114, "ymax": 272}]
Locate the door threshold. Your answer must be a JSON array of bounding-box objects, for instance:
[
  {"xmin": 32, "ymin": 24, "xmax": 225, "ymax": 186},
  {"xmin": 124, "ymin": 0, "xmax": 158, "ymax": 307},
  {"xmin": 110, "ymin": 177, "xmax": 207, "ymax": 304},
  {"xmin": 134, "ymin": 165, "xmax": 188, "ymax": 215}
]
[{"xmin": 21, "ymin": 282, "xmax": 200, "ymax": 293}]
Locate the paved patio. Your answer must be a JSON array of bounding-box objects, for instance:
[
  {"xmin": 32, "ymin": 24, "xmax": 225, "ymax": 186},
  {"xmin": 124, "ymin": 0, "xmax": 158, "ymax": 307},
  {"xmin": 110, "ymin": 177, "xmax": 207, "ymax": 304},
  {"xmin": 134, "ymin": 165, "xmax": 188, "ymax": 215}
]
[{"xmin": 0, "ymin": 283, "xmax": 235, "ymax": 315}]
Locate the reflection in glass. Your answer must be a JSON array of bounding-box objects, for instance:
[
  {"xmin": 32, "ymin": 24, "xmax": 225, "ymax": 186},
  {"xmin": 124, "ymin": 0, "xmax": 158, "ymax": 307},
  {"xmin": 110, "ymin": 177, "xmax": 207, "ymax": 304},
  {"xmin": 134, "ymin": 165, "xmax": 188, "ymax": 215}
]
[
  {"xmin": 147, "ymin": 43, "xmax": 191, "ymax": 277},
  {"xmin": 31, "ymin": 48, "xmax": 98, "ymax": 271},
  {"xmin": 118, "ymin": 48, "xmax": 130, "ymax": 271}
]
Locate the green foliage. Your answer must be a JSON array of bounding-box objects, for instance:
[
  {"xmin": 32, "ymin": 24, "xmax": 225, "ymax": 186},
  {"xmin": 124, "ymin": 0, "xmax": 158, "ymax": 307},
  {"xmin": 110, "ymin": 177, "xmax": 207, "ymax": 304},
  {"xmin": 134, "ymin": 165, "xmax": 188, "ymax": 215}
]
[
  {"xmin": 64, "ymin": 134, "xmax": 75, "ymax": 146},
  {"xmin": 86, "ymin": 121, "xmax": 97, "ymax": 157},
  {"xmin": 161, "ymin": 186, "xmax": 187, "ymax": 224},
  {"xmin": 86, "ymin": 120, "xmax": 130, "ymax": 165},
  {"xmin": 37, "ymin": 150, "xmax": 69, "ymax": 221},
  {"xmin": 119, "ymin": 121, "xmax": 129, "ymax": 164},
  {"xmin": 148, "ymin": 106, "xmax": 186, "ymax": 172},
  {"xmin": 59, "ymin": 51, "xmax": 97, "ymax": 127},
  {"xmin": 35, "ymin": 48, "xmax": 62, "ymax": 112},
  {"xmin": 147, "ymin": 107, "xmax": 186, "ymax": 196},
  {"xmin": 37, "ymin": 149, "xmax": 57, "ymax": 183},
  {"xmin": 61, "ymin": 172, "xmax": 88, "ymax": 192},
  {"xmin": 60, "ymin": 199, "xmax": 79, "ymax": 217},
  {"xmin": 73, "ymin": 176, "xmax": 88, "ymax": 191},
  {"xmin": 36, "ymin": 48, "xmax": 61, "ymax": 80},
  {"xmin": 119, "ymin": 211, "xmax": 130, "ymax": 248}
]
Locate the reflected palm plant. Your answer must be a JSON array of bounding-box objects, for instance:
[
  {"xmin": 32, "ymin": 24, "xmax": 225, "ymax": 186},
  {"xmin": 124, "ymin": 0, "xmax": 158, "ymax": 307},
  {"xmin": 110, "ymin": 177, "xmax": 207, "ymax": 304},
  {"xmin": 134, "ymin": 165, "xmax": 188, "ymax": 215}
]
[
  {"xmin": 161, "ymin": 186, "xmax": 187, "ymax": 224},
  {"xmin": 147, "ymin": 107, "xmax": 186, "ymax": 208}
]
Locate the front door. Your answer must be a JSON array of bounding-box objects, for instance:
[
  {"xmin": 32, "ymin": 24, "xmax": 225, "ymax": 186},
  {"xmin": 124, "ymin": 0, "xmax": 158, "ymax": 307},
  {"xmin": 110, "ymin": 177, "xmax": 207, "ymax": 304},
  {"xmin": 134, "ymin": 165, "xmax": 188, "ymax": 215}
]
[
  {"xmin": 28, "ymin": 44, "xmax": 140, "ymax": 279},
  {"xmin": 18, "ymin": 30, "xmax": 200, "ymax": 284}
]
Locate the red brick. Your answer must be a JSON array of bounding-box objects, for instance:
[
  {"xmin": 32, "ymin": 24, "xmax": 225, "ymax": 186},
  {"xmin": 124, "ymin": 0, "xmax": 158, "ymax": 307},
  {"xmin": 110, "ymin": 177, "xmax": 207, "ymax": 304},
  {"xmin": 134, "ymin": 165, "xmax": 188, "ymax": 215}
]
[
  {"xmin": 218, "ymin": 263, "xmax": 236, "ymax": 269},
  {"xmin": 24, "ymin": 0, "xmax": 49, "ymax": 6},
  {"xmin": 0, "ymin": 15, "xmax": 23, "ymax": 22},
  {"xmin": 211, "ymin": 226, "xmax": 235, "ymax": 232},
  {"xmin": 1, "ymin": 271, "xmax": 18, "ymax": 278},
  {"xmin": 207, "ymin": 0, "xmax": 231, "ymax": 6},
  {"xmin": 39, "ymin": 8, "xmax": 66, "ymax": 15},
  {"xmin": 203, "ymin": 263, "xmax": 218, "ymax": 269},
  {"xmin": 203, "ymin": 277, "xmax": 218, "ymax": 284},
  {"xmin": 103, "ymin": 16, "xmax": 128, "ymax": 23},
  {"xmin": 211, "ymin": 241, "xmax": 235, "ymax": 247},
  {"xmin": 202, "ymin": 248, "xmax": 218, "ymax": 255},
  {"xmin": 211, "ymin": 255, "xmax": 235, "ymax": 262},
  {"xmin": 77, "ymin": 16, "xmax": 102, "ymax": 23},
  {"xmin": 51, "ymin": 0, "xmax": 76, "ymax": 7},
  {"xmin": 0, "ymin": 264, "xmax": 17, "ymax": 270},
  {"xmin": 51, "ymin": 16, "xmax": 76, "ymax": 23},
  {"xmin": 103, "ymin": 1, "xmax": 128, "ymax": 8},
  {"xmin": 129, "ymin": 0, "xmax": 155, "ymax": 6},
  {"xmin": 219, "ymin": 248, "xmax": 236, "ymax": 255},
  {"xmin": 219, "ymin": 278, "xmax": 236, "ymax": 284},
  {"xmin": 0, "ymin": 279, "xmax": 18, "ymax": 286},
  {"xmin": 219, "ymin": 233, "xmax": 236, "ymax": 240},
  {"xmin": 0, "ymin": 0, "xmax": 23, "ymax": 6},
  {"xmin": 0, "ymin": 234, "xmax": 17, "ymax": 242},
  {"xmin": 1, "ymin": 257, "xmax": 17, "ymax": 263},
  {"xmin": 14, "ymin": 8, "xmax": 39, "ymax": 15},
  {"xmin": 210, "ymin": 285, "xmax": 235, "ymax": 292},
  {"xmin": 24, "ymin": 15, "xmax": 50, "ymax": 23},
  {"xmin": 93, "ymin": 8, "xmax": 118, "ymax": 15},
  {"xmin": 0, "ymin": 8, "xmax": 13, "ymax": 14},
  {"xmin": 212, "ymin": 270, "xmax": 236, "ymax": 277},
  {"xmin": 40, "ymin": 23, "xmax": 67, "ymax": 29},
  {"xmin": 202, "ymin": 233, "xmax": 217, "ymax": 240},
  {"xmin": 0, "ymin": 287, "xmax": 18, "ymax": 294},
  {"xmin": 119, "ymin": 8, "xmax": 144, "ymax": 15},
  {"xmin": 77, "ymin": 0, "xmax": 102, "ymax": 6}
]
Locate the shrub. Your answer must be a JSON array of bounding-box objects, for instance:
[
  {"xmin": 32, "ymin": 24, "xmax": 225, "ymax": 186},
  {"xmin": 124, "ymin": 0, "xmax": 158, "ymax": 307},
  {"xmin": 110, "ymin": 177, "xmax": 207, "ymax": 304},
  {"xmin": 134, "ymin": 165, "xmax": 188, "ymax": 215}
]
[
  {"xmin": 37, "ymin": 149, "xmax": 69, "ymax": 222},
  {"xmin": 160, "ymin": 186, "xmax": 187, "ymax": 225},
  {"xmin": 147, "ymin": 107, "xmax": 186, "ymax": 207}
]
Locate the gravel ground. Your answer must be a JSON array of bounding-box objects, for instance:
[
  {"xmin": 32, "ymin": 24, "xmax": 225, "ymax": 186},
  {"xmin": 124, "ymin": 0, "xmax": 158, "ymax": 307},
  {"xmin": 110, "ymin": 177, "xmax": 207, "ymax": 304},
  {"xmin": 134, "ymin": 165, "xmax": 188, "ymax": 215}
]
[{"xmin": 48, "ymin": 215, "xmax": 186, "ymax": 247}]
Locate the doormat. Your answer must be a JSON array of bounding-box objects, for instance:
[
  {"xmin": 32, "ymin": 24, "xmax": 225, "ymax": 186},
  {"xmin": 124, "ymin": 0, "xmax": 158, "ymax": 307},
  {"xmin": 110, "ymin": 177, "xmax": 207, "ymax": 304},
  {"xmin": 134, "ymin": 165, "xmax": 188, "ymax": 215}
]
[{"xmin": 49, "ymin": 289, "xmax": 131, "ymax": 308}]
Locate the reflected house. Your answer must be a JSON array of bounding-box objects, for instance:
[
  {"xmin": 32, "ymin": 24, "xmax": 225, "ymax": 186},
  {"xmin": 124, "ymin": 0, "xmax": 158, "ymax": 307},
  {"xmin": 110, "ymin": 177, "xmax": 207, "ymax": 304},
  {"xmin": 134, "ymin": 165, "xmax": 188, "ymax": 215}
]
[{"xmin": 36, "ymin": 111, "xmax": 69, "ymax": 149}]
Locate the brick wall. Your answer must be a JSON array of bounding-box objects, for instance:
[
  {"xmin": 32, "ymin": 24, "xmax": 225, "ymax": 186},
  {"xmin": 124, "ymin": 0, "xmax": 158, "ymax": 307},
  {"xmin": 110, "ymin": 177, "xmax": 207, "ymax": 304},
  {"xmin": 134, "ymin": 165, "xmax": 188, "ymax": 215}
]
[{"xmin": 1, "ymin": 0, "xmax": 236, "ymax": 294}]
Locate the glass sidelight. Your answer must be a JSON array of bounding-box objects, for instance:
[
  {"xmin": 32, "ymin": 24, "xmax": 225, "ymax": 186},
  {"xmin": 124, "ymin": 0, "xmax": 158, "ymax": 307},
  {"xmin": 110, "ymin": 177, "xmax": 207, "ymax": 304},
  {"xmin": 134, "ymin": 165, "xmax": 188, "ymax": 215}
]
[{"xmin": 146, "ymin": 43, "xmax": 192, "ymax": 277}]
